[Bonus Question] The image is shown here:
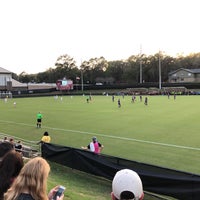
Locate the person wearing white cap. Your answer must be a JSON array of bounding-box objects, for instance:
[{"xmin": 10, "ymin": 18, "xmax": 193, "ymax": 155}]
[{"xmin": 111, "ymin": 169, "xmax": 144, "ymax": 200}]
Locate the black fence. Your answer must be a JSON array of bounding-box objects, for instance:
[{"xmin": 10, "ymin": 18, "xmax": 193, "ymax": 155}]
[{"xmin": 42, "ymin": 143, "xmax": 200, "ymax": 200}]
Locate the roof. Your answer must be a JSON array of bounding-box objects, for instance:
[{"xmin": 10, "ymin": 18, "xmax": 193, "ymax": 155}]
[
  {"xmin": 188, "ymin": 69, "xmax": 200, "ymax": 73},
  {"xmin": 12, "ymin": 79, "xmax": 27, "ymax": 87},
  {"xmin": 0, "ymin": 67, "xmax": 12, "ymax": 74},
  {"xmin": 169, "ymin": 68, "xmax": 200, "ymax": 75}
]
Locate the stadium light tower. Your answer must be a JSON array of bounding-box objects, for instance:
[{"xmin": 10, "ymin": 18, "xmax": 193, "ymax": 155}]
[
  {"xmin": 80, "ymin": 60, "xmax": 84, "ymax": 91},
  {"xmin": 139, "ymin": 44, "xmax": 142, "ymax": 83},
  {"xmin": 158, "ymin": 50, "xmax": 162, "ymax": 90},
  {"xmin": 81, "ymin": 69, "xmax": 84, "ymax": 91}
]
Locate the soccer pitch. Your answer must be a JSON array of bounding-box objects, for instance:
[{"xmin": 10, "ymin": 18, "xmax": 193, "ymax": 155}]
[{"xmin": 1, "ymin": 94, "xmax": 200, "ymax": 175}]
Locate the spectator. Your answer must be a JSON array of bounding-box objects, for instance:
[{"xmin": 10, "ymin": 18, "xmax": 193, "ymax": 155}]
[
  {"xmin": 15, "ymin": 141, "xmax": 23, "ymax": 154},
  {"xmin": 4, "ymin": 157, "xmax": 64, "ymax": 200},
  {"xmin": 2, "ymin": 137, "xmax": 9, "ymax": 142},
  {"xmin": 82, "ymin": 136, "xmax": 104, "ymax": 154},
  {"xmin": 111, "ymin": 169, "xmax": 144, "ymax": 200},
  {"xmin": 0, "ymin": 150, "xmax": 24, "ymax": 200},
  {"xmin": 9, "ymin": 138, "xmax": 15, "ymax": 148},
  {"xmin": 38, "ymin": 131, "xmax": 51, "ymax": 144},
  {"xmin": 0, "ymin": 142, "xmax": 14, "ymax": 162}
]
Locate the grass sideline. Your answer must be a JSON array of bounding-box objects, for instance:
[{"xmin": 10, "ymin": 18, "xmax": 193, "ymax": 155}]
[{"xmin": 48, "ymin": 162, "xmax": 111, "ymax": 200}]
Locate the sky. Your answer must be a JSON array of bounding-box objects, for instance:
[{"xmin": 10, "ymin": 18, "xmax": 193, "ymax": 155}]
[{"xmin": 0, "ymin": 0, "xmax": 200, "ymax": 75}]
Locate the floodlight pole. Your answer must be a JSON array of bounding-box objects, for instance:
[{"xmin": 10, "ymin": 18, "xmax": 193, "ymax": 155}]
[
  {"xmin": 81, "ymin": 69, "xmax": 84, "ymax": 91},
  {"xmin": 159, "ymin": 50, "xmax": 162, "ymax": 90},
  {"xmin": 80, "ymin": 60, "xmax": 84, "ymax": 91},
  {"xmin": 139, "ymin": 44, "xmax": 142, "ymax": 84}
]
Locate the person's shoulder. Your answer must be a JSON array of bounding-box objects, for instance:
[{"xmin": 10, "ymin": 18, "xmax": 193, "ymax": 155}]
[
  {"xmin": 98, "ymin": 142, "xmax": 102, "ymax": 146},
  {"xmin": 17, "ymin": 193, "xmax": 35, "ymax": 200}
]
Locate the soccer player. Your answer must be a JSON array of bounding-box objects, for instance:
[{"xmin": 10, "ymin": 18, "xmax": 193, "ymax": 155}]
[
  {"xmin": 118, "ymin": 99, "xmax": 121, "ymax": 108},
  {"xmin": 144, "ymin": 97, "xmax": 148, "ymax": 106},
  {"xmin": 112, "ymin": 95, "xmax": 115, "ymax": 102}
]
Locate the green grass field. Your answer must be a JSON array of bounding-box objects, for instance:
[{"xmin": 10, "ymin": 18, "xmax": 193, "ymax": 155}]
[{"xmin": 1, "ymin": 94, "xmax": 200, "ymax": 176}]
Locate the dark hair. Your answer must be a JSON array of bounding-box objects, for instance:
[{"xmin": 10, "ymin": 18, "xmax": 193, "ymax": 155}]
[
  {"xmin": 92, "ymin": 136, "xmax": 97, "ymax": 142},
  {"xmin": 120, "ymin": 191, "xmax": 135, "ymax": 199},
  {"xmin": 44, "ymin": 132, "xmax": 49, "ymax": 136},
  {"xmin": 0, "ymin": 142, "xmax": 13, "ymax": 158},
  {"xmin": 0, "ymin": 150, "xmax": 24, "ymax": 199}
]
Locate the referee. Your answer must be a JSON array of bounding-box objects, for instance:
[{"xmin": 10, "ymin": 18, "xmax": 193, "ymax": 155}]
[{"xmin": 36, "ymin": 112, "xmax": 43, "ymax": 128}]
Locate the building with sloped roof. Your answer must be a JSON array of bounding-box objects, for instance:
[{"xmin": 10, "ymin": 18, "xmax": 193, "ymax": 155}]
[
  {"xmin": 0, "ymin": 67, "xmax": 27, "ymax": 91},
  {"xmin": 168, "ymin": 68, "xmax": 200, "ymax": 83},
  {"xmin": 0, "ymin": 67, "xmax": 12, "ymax": 90},
  {"xmin": 0, "ymin": 67, "xmax": 57, "ymax": 93},
  {"xmin": 11, "ymin": 79, "xmax": 27, "ymax": 91}
]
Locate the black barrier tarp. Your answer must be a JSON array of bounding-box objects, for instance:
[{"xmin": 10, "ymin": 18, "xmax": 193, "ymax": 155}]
[{"xmin": 42, "ymin": 143, "xmax": 200, "ymax": 200}]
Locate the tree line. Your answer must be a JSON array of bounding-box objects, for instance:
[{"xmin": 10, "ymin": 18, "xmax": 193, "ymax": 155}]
[{"xmin": 14, "ymin": 52, "xmax": 200, "ymax": 85}]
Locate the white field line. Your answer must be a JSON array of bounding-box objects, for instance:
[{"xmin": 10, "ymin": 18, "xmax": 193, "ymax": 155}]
[{"xmin": 1, "ymin": 120, "xmax": 200, "ymax": 151}]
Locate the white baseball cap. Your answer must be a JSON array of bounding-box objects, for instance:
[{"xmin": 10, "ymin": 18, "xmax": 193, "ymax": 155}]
[{"xmin": 112, "ymin": 169, "xmax": 143, "ymax": 200}]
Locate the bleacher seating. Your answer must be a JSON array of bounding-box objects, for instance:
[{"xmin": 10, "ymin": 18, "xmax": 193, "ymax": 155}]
[{"xmin": 0, "ymin": 133, "xmax": 40, "ymax": 158}]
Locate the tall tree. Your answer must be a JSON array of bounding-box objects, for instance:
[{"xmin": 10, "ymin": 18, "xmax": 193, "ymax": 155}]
[
  {"xmin": 54, "ymin": 54, "xmax": 79, "ymax": 82},
  {"xmin": 80, "ymin": 57, "xmax": 108, "ymax": 84}
]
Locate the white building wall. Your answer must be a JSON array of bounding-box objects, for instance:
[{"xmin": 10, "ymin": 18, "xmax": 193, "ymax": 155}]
[{"xmin": 0, "ymin": 74, "xmax": 12, "ymax": 86}]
